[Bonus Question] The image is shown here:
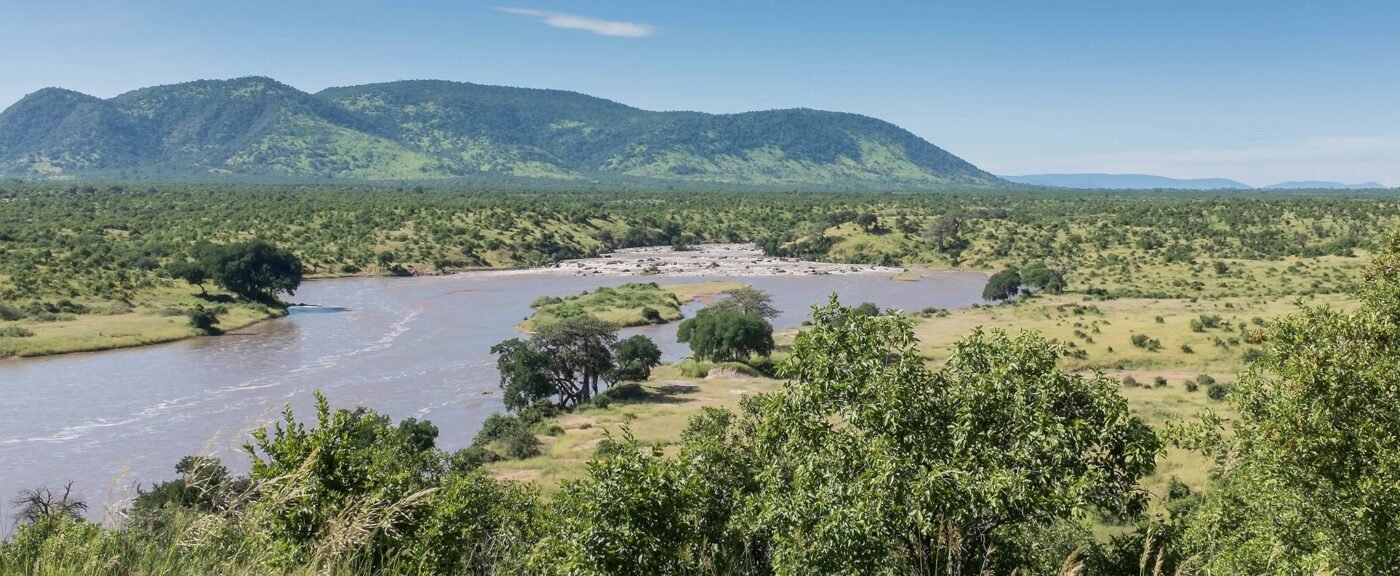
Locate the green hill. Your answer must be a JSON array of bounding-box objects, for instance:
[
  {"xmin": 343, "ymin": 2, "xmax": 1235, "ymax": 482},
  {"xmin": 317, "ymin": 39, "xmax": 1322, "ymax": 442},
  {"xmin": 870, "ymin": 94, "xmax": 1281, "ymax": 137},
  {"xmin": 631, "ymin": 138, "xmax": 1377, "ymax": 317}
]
[{"xmin": 0, "ymin": 77, "xmax": 1001, "ymax": 189}]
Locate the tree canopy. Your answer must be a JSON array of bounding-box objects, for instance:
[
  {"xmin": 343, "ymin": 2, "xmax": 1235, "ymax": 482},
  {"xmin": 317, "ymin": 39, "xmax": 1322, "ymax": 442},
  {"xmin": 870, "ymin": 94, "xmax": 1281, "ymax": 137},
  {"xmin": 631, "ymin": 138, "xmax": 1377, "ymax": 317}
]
[
  {"xmin": 676, "ymin": 307, "xmax": 774, "ymax": 362},
  {"xmin": 982, "ymin": 267, "xmax": 1022, "ymax": 301}
]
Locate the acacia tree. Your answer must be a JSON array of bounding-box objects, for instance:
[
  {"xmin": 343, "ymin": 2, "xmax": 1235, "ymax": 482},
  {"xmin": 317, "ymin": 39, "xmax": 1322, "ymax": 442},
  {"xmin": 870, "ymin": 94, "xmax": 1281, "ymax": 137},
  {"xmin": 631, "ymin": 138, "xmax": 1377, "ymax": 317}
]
[
  {"xmin": 712, "ymin": 286, "xmax": 780, "ymax": 320},
  {"xmin": 186, "ymin": 240, "xmax": 304, "ymax": 302},
  {"xmin": 492, "ymin": 316, "xmax": 656, "ymax": 410},
  {"xmin": 1021, "ymin": 262, "xmax": 1072, "ymax": 294}
]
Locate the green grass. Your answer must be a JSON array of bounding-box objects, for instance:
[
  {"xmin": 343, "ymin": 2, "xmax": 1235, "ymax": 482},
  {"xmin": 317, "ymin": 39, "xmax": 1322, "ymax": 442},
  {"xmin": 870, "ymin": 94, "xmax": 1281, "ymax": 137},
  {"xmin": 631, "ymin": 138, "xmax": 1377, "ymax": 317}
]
[
  {"xmin": 0, "ymin": 284, "xmax": 283, "ymax": 358},
  {"xmin": 519, "ymin": 281, "xmax": 744, "ymax": 332}
]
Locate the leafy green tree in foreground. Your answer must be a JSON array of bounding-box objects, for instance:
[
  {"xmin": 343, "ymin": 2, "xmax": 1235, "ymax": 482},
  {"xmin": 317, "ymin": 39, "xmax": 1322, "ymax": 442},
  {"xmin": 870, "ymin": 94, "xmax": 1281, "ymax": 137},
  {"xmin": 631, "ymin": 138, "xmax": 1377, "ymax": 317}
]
[
  {"xmin": 676, "ymin": 307, "xmax": 774, "ymax": 362},
  {"xmin": 539, "ymin": 299, "xmax": 1160, "ymax": 574},
  {"xmin": 746, "ymin": 299, "xmax": 1159, "ymax": 574},
  {"xmin": 1172, "ymin": 233, "xmax": 1400, "ymax": 575},
  {"xmin": 982, "ymin": 267, "xmax": 1022, "ymax": 301}
]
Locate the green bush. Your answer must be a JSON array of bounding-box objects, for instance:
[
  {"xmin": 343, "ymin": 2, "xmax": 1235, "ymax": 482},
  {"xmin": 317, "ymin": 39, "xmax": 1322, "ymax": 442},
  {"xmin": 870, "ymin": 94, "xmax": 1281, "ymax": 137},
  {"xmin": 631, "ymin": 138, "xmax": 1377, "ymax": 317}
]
[
  {"xmin": 0, "ymin": 326, "xmax": 34, "ymax": 338},
  {"xmin": 501, "ymin": 426, "xmax": 541, "ymax": 459}
]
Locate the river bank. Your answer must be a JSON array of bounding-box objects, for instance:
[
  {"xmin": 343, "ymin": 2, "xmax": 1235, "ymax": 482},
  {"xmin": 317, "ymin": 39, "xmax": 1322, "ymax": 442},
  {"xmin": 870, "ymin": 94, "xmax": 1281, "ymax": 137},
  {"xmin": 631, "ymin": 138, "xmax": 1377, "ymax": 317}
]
[{"xmin": 0, "ymin": 244, "xmax": 923, "ymax": 360}]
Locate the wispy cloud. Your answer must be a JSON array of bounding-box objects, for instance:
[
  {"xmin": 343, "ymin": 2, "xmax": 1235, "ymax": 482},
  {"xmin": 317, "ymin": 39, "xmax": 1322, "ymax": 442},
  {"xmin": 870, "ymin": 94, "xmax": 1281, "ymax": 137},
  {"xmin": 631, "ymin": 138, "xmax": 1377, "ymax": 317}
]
[{"xmin": 496, "ymin": 7, "xmax": 656, "ymax": 38}]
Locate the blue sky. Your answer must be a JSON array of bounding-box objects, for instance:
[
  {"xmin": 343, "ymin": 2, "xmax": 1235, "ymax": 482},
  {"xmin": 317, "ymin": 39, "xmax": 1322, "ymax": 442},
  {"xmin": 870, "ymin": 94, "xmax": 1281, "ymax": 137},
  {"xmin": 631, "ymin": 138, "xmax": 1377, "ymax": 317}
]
[{"xmin": 1, "ymin": 0, "xmax": 1397, "ymax": 185}]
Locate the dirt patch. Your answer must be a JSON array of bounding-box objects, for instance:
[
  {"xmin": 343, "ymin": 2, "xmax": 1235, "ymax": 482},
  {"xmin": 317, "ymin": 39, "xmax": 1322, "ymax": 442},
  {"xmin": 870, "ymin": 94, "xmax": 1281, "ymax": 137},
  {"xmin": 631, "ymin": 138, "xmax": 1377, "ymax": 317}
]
[
  {"xmin": 705, "ymin": 367, "xmax": 747, "ymax": 380},
  {"xmin": 489, "ymin": 469, "xmax": 541, "ymax": 482}
]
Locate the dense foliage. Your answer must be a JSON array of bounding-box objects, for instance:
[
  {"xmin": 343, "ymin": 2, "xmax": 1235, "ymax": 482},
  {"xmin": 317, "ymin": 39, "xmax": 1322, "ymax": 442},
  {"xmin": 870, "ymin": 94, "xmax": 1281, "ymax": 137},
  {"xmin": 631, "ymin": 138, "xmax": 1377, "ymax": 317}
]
[
  {"xmin": 676, "ymin": 307, "xmax": 775, "ymax": 362},
  {"xmin": 5, "ymin": 239, "xmax": 1400, "ymax": 574}
]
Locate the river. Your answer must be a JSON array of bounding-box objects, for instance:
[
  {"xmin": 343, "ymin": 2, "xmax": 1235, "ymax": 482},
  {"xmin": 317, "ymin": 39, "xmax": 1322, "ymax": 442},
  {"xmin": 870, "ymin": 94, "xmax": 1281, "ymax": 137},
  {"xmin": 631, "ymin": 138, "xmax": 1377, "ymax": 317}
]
[{"xmin": 0, "ymin": 267, "xmax": 985, "ymax": 522}]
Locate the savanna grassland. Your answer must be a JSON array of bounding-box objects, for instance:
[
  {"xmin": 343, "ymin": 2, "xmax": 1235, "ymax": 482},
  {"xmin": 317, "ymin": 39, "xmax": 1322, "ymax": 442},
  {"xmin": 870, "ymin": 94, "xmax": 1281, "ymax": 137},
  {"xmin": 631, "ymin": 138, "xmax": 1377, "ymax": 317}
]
[
  {"xmin": 2, "ymin": 183, "xmax": 1398, "ymax": 574},
  {"xmin": 1, "ymin": 182, "xmax": 1392, "ymax": 357}
]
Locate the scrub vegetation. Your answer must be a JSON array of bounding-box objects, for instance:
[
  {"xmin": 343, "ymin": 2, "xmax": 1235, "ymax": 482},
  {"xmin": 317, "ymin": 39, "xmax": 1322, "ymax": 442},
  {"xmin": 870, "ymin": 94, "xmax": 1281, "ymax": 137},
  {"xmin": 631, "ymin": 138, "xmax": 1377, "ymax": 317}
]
[{"xmin": 2, "ymin": 183, "xmax": 1399, "ymax": 574}]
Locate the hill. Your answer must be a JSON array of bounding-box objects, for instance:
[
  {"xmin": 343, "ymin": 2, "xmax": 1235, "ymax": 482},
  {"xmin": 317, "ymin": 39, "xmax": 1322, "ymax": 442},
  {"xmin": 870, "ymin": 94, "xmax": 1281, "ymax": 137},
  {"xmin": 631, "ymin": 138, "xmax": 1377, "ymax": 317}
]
[
  {"xmin": 1001, "ymin": 172, "xmax": 1252, "ymax": 190},
  {"xmin": 0, "ymin": 77, "xmax": 1000, "ymax": 189},
  {"xmin": 1262, "ymin": 180, "xmax": 1386, "ymax": 190}
]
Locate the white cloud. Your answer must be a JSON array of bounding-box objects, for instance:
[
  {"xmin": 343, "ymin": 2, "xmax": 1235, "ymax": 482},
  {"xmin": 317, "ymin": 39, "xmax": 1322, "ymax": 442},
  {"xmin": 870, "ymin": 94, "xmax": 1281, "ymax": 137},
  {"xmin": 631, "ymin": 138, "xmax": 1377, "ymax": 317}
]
[
  {"xmin": 1044, "ymin": 135, "xmax": 1400, "ymax": 186},
  {"xmin": 496, "ymin": 7, "xmax": 656, "ymax": 38}
]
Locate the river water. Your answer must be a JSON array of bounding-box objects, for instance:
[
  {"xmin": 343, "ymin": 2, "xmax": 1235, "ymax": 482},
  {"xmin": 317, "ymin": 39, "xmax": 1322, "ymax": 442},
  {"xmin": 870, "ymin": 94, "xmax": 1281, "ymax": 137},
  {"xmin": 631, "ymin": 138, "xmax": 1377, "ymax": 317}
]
[{"xmin": 0, "ymin": 268, "xmax": 984, "ymax": 522}]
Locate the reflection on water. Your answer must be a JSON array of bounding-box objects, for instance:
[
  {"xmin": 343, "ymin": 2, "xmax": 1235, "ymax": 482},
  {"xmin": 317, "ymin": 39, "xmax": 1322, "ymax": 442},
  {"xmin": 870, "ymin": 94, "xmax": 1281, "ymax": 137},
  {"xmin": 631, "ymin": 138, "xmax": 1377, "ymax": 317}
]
[{"xmin": 0, "ymin": 268, "xmax": 985, "ymax": 519}]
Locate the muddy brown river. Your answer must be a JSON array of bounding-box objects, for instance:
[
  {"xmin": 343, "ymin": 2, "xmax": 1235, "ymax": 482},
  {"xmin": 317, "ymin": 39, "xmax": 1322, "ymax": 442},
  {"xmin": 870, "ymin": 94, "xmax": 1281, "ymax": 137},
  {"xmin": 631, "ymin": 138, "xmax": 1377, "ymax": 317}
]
[{"xmin": 0, "ymin": 267, "xmax": 984, "ymax": 522}]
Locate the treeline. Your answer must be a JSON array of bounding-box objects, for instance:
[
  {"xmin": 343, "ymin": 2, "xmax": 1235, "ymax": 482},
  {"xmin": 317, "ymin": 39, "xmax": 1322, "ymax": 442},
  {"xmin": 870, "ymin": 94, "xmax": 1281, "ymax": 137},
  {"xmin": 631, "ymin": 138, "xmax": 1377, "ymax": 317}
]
[
  {"xmin": 1, "ymin": 183, "xmax": 1396, "ymax": 312},
  {"xmin": 5, "ymin": 239, "xmax": 1399, "ymax": 573}
]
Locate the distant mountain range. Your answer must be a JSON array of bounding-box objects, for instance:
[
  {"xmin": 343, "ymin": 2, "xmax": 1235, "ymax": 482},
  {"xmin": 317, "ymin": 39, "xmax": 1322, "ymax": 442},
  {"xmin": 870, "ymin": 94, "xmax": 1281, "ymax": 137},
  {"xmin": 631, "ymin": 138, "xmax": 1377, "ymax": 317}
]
[
  {"xmin": 1261, "ymin": 180, "xmax": 1386, "ymax": 190},
  {"xmin": 0, "ymin": 77, "xmax": 1000, "ymax": 189},
  {"xmin": 1002, "ymin": 173, "xmax": 1251, "ymax": 190},
  {"xmin": 1003, "ymin": 173, "xmax": 1390, "ymax": 191}
]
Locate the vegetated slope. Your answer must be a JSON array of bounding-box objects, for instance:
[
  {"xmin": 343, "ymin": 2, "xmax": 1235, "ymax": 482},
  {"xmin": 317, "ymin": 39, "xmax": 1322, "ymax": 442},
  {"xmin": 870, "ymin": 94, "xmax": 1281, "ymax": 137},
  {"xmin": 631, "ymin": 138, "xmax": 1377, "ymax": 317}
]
[
  {"xmin": 1002, "ymin": 173, "xmax": 1252, "ymax": 190},
  {"xmin": 0, "ymin": 77, "xmax": 1001, "ymax": 189}
]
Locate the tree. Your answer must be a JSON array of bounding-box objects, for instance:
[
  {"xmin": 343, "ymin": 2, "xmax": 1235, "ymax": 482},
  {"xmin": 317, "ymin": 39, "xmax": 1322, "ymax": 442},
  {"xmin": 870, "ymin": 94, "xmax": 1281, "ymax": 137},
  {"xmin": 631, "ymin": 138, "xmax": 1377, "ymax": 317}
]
[
  {"xmin": 1177, "ymin": 234, "xmax": 1400, "ymax": 574},
  {"xmin": 982, "ymin": 267, "xmax": 1022, "ymax": 301},
  {"xmin": 747, "ymin": 299, "xmax": 1159, "ymax": 574},
  {"xmin": 611, "ymin": 335, "xmax": 662, "ymax": 382},
  {"xmin": 9, "ymin": 482, "xmax": 87, "ymax": 526},
  {"xmin": 925, "ymin": 213, "xmax": 965, "ymax": 252},
  {"xmin": 166, "ymin": 260, "xmax": 209, "ymax": 295},
  {"xmin": 491, "ymin": 338, "xmax": 555, "ymax": 412},
  {"xmin": 492, "ymin": 316, "xmax": 621, "ymax": 410},
  {"xmin": 676, "ymin": 307, "xmax": 774, "ymax": 362},
  {"xmin": 1021, "ymin": 262, "xmax": 1070, "ymax": 294},
  {"xmin": 196, "ymin": 239, "xmax": 303, "ymax": 303},
  {"xmin": 712, "ymin": 286, "xmax": 780, "ymax": 320},
  {"xmin": 854, "ymin": 212, "xmax": 879, "ymax": 232}
]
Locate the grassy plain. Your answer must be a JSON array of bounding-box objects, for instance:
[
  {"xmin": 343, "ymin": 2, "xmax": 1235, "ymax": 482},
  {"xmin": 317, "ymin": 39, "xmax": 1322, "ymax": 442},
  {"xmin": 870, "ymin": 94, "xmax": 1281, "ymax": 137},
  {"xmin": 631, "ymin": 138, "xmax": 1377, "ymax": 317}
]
[{"xmin": 0, "ymin": 285, "xmax": 282, "ymax": 358}]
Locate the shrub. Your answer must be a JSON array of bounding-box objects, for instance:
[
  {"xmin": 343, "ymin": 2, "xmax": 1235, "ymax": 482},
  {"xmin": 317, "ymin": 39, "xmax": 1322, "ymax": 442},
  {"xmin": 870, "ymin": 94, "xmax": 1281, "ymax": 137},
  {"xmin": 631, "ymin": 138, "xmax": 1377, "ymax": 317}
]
[
  {"xmin": 501, "ymin": 426, "xmax": 541, "ymax": 459},
  {"xmin": 1189, "ymin": 319, "xmax": 1205, "ymax": 332},
  {"xmin": 0, "ymin": 325, "xmax": 34, "ymax": 338},
  {"xmin": 1130, "ymin": 334, "xmax": 1162, "ymax": 351},
  {"xmin": 0, "ymin": 302, "xmax": 26, "ymax": 321},
  {"xmin": 1185, "ymin": 379, "xmax": 1199, "ymax": 392},
  {"xmin": 1207, "ymin": 383, "xmax": 1230, "ymax": 400},
  {"xmin": 640, "ymin": 306, "xmax": 663, "ymax": 323},
  {"xmin": 1180, "ymin": 343, "xmax": 1194, "ymax": 354},
  {"xmin": 678, "ymin": 360, "xmax": 713, "ymax": 378},
  {"xmin": 1153, "ymin": 376, "xmax": 1168, "ymax": 388},
  {"xmin": 601, "ymin": 382, "xmax": 647, "ymax": 402},
  {"xmin": 1121, "ymin": 375, "xmax": 1139, "ymax": 388},
  {"xmin": 187, "ymin": 305, "xmax": 223, "ymax": 334},
  {"xmin": 1196, "ymin": 374, "xmax": 1217, "ymax": 387}
]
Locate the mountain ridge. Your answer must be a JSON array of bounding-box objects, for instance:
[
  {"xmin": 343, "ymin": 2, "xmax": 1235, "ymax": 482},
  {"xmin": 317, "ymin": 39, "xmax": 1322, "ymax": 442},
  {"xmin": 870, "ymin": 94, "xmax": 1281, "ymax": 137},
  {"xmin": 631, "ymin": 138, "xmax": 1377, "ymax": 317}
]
[
  {"xmin": 1001, "ymin": 173, "xmax": 1252, "ymax": 190},
  {"xmin": 0, "ymin": 77, "xmax": 1000, "ymax": 189}
]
